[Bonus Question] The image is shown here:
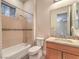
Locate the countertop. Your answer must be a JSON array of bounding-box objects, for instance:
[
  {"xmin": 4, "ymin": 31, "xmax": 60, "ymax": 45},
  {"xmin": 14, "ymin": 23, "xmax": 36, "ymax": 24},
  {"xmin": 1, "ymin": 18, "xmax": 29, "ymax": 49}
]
[{"xmin": 46, "ymin": 37, "xmax": 79, "ymax": 48}]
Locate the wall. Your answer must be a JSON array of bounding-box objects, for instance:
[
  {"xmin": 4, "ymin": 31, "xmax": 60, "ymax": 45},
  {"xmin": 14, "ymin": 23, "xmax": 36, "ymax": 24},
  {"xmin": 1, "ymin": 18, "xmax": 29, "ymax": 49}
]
[
  {"xmin": 23, "ymin": 0, "xmax": 33, "ymax": 29},
  {"xmin": 0, "ymin": 0, "xmax": 2, "ymax": 58},
  {"xmin": 2, "ymin": 0, "xmax": 24, "ymax": 48},
  {"xmin": 23, "ymin": 0, "xmax": 33, "ymax": 43},
  {"xmin": 23, "ymin": 0, "xmax": 33, "ymax": 14},
  {"xmin": 2, "ymin": 0, "xmax": 33, "ymax": 48},
  {"xmin": 36, "ymin": 0, "xmax": 53, "ymax": 38},
  {"xmin": 2, "ymin": 15, "xmax": 29, "ymax": 48},
  {"xmin": 0, "ymin": 16, "xmax": 2, "ymax": 58},
  {"xmin": 23, "ymin": 0, "xmax": 34, "ymax": 30}
]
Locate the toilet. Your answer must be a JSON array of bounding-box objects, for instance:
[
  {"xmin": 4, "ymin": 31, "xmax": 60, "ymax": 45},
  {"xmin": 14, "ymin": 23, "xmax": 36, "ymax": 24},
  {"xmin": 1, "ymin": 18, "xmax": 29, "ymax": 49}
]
[{"xmin": 28, "ymin": 37, "xmax": 45, "ymax": 59}]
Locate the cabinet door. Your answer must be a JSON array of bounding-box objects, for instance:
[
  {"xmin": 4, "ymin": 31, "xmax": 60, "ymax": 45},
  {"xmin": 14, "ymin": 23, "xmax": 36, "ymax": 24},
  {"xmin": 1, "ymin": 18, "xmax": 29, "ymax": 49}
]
[
  {"xmin": 46, "ymin": 48, "xmax": 62, "ymax": 59},
  {"xmin": 63, "ymin": 53, "xmax": 79, "ymax": 59}
]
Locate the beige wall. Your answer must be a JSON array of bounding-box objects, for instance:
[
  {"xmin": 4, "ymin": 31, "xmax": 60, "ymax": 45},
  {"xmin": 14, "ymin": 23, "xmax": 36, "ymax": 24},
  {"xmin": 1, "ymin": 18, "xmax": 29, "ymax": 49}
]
[
  {"xmin": 23, "ymin": 0, "xmax": 33, "ymax": 43},
  {"xmin": 2, "ymin": 15, "xmax": 28, "ymax": 48},
  {"xmin": 2, "ymin": 0, "xmax": 33, "ymax": 48},
  {"xmin": 3, "ymin": 31, "xmax": 23, "ymax": 48},
  {"xmin": 2, "ymin": 15, "xmax": 33, "ymax": 48},
  {"xmin": 2, "ymin": 16, "xmax": 27, "ymax": 29},
  {"xmin": 23, "ymin": 31, "xmax": 33, "ymax": 44},
  {"xmin": 23, "ymin": 0, "xmax": 33, "ymax": 29},
  {"xmin": 0, "ymin": 18, "xmax": 2, "ymax": 58},
  {"xmin": 24, "ymin": 0, "xmax": 33, "ymax": 14},
  {"xmin": 36, "ymin": 0, "xmax": 53, "ymax": 38},
  {"xmin": 0, "ymin": 0, "xmax": 2, "ymax": 58}
]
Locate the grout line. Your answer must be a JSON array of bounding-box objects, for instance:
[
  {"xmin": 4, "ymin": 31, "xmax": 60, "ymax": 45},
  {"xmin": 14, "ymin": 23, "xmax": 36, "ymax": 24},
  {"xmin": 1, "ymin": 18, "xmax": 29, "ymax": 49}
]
[{"xmin": 2, "ymin": 29, "xmax": 32, "ymax": 31}]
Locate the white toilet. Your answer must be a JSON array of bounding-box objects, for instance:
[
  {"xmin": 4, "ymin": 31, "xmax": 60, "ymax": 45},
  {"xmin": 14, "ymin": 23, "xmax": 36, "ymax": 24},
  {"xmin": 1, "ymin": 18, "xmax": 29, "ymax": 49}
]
[{"xmin": 28, "ymin": 37, "xmax": 45, "ymax": 59}]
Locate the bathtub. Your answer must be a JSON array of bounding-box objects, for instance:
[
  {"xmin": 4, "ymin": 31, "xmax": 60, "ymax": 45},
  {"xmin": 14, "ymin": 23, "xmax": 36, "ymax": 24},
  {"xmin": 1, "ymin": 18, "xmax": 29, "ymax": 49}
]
[{"xmin": 2, "ymin": 43, "xmax": 31, "ymax": 59}]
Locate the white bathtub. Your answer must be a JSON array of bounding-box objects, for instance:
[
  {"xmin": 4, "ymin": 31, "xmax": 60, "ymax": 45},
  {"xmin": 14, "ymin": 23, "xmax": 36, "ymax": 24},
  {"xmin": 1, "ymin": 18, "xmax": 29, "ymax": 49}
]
[{"xmin": 2, "ymin": 43, "xmax": 31, "ymax": 59}]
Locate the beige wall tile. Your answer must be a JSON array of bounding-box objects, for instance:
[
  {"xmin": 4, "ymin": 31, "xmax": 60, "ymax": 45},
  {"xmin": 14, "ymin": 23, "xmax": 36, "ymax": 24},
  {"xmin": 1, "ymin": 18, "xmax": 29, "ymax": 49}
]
[
  {"xmin": 2, "ymin": 15, "xmax": 32, "ymax": 29},
  {"xmin": 2, "ymin": 10, "xmax": 33, "ymax": 49},
  {"xmin": 23, "ymin": 31, "xmax": 33, "ymax": 44},
  {"xmin": 2, "ymin": 31, "xmax": 23, "ymax": 48},
  {"xmin": 2, "ymin": 0, "xmax": 33, "ymax": 49}
]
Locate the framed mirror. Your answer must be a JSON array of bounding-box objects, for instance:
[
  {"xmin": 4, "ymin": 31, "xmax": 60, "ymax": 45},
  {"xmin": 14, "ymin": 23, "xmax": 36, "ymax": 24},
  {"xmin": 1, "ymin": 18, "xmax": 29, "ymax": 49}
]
[
  {"xmin": 50, "ymin": 1, "xmax": 79, "ymax": 37},
  {"xmin": 50, "ymin": 6, "xmax": 71, "ymax": 37}
]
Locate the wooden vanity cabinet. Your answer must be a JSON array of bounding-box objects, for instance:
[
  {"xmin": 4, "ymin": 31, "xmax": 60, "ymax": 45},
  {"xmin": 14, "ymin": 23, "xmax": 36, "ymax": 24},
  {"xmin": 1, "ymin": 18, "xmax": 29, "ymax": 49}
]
[
  {"xmin": 46, "ymin": 42, "xmax": 79, "ymax": 59},
  {"xmin": 63, "ymin": 53, "xmax": 79, "ymax": 59},
  {"xmin": 46, "ymin": 48, "xmax": 62, "ymax": 59}
]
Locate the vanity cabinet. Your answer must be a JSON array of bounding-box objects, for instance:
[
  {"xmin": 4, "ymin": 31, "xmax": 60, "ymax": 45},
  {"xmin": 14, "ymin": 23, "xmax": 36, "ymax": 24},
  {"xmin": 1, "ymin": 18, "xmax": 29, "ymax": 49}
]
[
  {"xmin": 46, "ymin": 48, "xmax": 61, "ymax": 59},
  {"xmin": 63, "ymin": 53, "xmax": 79, "ymax": 59},
  {"xmin": 46, "ymin": 42, "xmax": 79, "ymax": 59}
]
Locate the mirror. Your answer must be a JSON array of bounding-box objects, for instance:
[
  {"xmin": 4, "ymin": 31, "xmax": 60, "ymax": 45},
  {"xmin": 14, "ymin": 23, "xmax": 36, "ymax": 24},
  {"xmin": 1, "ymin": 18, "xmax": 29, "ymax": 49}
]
[
  {"xmin": 71, "ymin": 2, "xmax": 79, "ymax": 36},
  {"xmin": 50, "ymin": 6, "xmax": 71, "ymax": 37},
  {"xmin": 50, "ymin": 2, "xmax": 79, "ymax": 37},
  {"xmin": 76, "ymin": 3, "xmax": 79, "ymax": 29},
  {"xmin": 56, "ymin": 12, "xmax": 68, "ymax": 36}
]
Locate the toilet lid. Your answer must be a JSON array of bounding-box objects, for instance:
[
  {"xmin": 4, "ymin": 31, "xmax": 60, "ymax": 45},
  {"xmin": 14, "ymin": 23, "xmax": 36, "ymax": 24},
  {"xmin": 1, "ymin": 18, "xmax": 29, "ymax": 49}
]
[
  {"xmin": 29, "ymin": 46, "xmax": 41, "ymax": 53},
  {"xmin": 36, "ymin": 37, "xmax": 44, "ymax": 40}
]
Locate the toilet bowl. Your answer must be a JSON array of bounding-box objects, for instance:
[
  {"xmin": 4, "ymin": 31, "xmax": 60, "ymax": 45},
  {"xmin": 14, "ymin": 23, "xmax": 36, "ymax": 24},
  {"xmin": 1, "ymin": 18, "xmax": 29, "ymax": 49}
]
[
  {"xmin": 28, "ymin": 37, "xmax": 45, "ymax": 59},
  {"xmin": 29, "ymin": 46, "xmax": 41, "ymax": 55}
]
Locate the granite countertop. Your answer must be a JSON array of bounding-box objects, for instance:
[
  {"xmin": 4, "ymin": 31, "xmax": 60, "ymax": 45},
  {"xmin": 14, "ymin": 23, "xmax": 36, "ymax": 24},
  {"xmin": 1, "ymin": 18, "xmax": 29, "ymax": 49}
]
[{"xmin": 46, "ymin": 37, "xmax": 79, "ymax": 48}]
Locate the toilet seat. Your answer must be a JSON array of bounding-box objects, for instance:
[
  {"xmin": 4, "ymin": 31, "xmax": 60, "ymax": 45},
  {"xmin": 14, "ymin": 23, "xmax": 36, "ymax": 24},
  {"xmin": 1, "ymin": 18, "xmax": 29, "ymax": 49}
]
[{"xmin": 29, "ymin": 46, "xmax": 41, "ymax": 55}]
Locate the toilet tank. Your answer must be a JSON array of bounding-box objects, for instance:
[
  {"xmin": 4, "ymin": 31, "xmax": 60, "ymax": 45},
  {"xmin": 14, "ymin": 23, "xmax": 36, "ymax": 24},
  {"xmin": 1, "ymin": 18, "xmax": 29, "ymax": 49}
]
[{"xmin": 36, "ymin": 37, "xmax": 45, "ymax": 47}]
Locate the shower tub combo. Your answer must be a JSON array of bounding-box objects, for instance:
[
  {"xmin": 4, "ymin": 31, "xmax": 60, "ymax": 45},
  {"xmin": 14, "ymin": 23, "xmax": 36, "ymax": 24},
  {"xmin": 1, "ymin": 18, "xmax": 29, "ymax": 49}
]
[{"xmin": 2, "ymin": 43, "xmax": 31, "ymax": 59}]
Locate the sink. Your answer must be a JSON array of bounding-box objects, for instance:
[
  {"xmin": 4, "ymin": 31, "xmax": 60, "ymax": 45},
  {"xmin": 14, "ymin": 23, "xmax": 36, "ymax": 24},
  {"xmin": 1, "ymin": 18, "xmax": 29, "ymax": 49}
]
[{"xmin": 54, "ymin": 38, "xmax": 79, "ymax": 44}]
